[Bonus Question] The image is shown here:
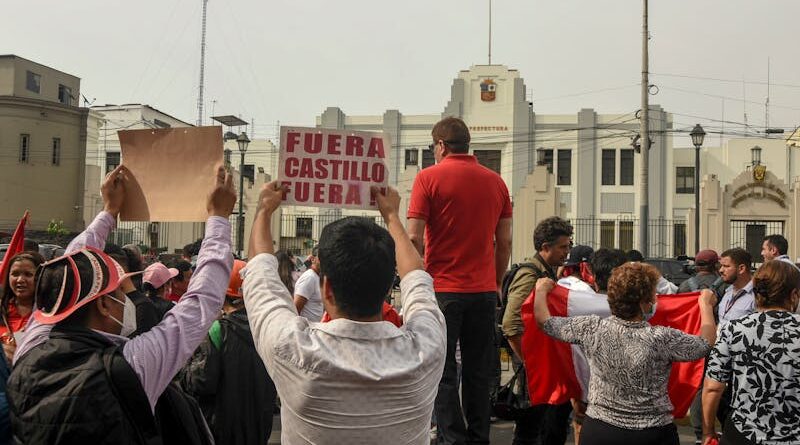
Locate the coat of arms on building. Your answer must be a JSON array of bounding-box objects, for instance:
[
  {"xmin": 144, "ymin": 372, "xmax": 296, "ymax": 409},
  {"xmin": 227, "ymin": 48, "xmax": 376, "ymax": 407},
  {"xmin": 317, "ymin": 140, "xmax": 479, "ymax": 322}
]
[
  {"xmin": 480, "ymin": 79, "xmax": 496, "ymax": 102},
  {"xmin": 753, "ymin": 164, "xmax": 767, "ymax": 182}
]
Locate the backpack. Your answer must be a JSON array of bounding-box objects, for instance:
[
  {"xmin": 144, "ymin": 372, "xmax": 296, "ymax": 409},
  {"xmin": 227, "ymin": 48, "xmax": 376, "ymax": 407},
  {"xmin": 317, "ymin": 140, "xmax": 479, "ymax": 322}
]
[
  {"xmin": 495, "ymin": 263, "xmax": 536, "ymax": 350},
  {"xmin": 104, "ymin": 346, "xmax": 214, "ymax": 445}
]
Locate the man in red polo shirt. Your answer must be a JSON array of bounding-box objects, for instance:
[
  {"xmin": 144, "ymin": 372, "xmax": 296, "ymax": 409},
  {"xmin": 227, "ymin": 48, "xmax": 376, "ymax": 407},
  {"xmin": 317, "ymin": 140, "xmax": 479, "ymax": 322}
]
[{"xmin": 408, "ymin": 116, "xmax": 512, "ymax": 445}]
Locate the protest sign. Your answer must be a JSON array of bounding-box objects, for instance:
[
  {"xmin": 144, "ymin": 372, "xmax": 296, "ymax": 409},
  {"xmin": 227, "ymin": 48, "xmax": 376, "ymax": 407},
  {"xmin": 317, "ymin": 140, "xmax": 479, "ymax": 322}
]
[
  {"xmin": 277, "ymin": 127, "xmax": 390, "ymax": 209},
  {"xmin": 118, "ymin": 126, "xmax": 223, "ymax": 221}
]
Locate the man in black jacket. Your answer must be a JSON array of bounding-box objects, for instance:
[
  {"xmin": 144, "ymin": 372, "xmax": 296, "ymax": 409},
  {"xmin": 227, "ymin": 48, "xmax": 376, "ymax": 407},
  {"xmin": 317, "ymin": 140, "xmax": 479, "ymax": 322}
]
[{"xmin": 182, "ymin": 259, "xmax": 277, "ymax": 445}]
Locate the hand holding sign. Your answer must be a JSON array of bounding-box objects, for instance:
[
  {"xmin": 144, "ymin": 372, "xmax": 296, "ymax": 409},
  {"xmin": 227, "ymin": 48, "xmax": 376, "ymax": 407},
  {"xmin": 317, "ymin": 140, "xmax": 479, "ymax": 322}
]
[
  {"xmin": 207, "ymin": 165, "xmax": 237, "ymax": 218},
  {"xmin": 371, "ymin": 186, "xmax": 400, "ymax": 221},
  {"xmin": 257, "ymin": 181, "xmax": 289, "ymax": 216},
  {"xmin": 102, "ymin": 165, "xmax": 130, "ymax": 218},
  {"xmin": 278, "ymin": 127, "xmax": 390, "ymax": 210}
]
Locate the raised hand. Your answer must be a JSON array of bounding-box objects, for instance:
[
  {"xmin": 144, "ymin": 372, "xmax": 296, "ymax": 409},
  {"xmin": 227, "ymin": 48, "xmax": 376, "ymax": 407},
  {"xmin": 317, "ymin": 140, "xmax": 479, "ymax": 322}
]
[
  {"xmin": 256, "ymin": 181, "xmax": 288, "ymax": 216},
  {"xmin": 371, "ymin": 186, "xmax": 400, "ymax": 221},
  {"xmin": 207, "ymin": 165, "xmax": 237, "ymax": 218},
  {"xmin": 102, "ymin": 164, "xmax": 130, "ymax": 217}
]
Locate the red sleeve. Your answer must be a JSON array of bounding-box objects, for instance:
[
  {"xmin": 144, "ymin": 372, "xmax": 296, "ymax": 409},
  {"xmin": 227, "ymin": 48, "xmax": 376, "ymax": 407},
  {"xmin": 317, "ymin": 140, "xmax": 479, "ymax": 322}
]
[
  {"xmin": 382, "ymin": 302, "xmax": 403, "ymax": 327},
  {"xmin": 406, "ymin": 173, "xmax": 430, "ymax": 220}
]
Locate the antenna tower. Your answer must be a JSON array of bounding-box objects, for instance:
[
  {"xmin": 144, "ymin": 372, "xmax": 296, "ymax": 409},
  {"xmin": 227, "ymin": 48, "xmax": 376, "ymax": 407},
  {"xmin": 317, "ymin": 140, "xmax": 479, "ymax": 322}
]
[{"xmin": 197, "ymin": 0, "xmax": 209, "ymax": 126}]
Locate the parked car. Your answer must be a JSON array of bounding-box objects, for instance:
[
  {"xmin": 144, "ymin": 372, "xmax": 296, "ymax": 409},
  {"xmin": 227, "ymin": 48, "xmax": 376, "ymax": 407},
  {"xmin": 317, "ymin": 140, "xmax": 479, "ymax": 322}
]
[
  {"xmin": 643, "ymin": 257, "xmax": 694, "ymax": 286},
  {"xmin": 0, "ymin": 243, "xmax": 64, "ymax": 261}
]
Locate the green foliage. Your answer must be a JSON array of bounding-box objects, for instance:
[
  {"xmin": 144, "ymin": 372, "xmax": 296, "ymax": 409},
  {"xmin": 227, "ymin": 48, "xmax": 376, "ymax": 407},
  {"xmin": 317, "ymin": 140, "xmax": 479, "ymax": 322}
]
[{"xmin": 46, "ymin": 220, "xmax": 68, "ymax": 236}]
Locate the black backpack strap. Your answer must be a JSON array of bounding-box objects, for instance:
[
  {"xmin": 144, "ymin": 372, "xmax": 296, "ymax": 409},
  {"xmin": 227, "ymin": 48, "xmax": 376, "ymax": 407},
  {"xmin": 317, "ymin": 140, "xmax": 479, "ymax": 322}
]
[{"xmin": 102, "ymin": 346, "xmax": 162, "ymax": 445}]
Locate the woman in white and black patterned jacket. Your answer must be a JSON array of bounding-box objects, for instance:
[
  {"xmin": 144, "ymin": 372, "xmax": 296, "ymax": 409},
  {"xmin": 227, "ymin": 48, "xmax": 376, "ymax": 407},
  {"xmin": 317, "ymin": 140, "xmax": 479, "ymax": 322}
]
[
  {"xmin": 702, "ymin": 260, "xmax": 800, "ymax": 445},
  {"xmin": 534, "ymin": 262, "xmax": 718, "ymax": 445}
]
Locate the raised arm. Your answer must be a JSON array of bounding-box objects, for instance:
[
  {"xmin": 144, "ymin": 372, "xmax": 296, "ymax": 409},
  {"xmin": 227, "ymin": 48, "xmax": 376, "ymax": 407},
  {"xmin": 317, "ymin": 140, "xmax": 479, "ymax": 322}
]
[
  {"xmin": 247, "ymin": 181, "xmax": 286, "ymax": 258},
  {"xmin": 372, "ymin": 186, "xmax": 423, "ymax": 278},
  {"xmin": 242, "ymin": 181, "xmax": 304, "ymax": 369},
  {"xmin": 67, "ymin": 165, "xmax": 129, "ymax": 252},
  {"xmin": 122, "ymin": 165, "xmax": 236, "ymax": 410},
  {"xmin": 16, "ymin": 165, "xmax": 130, "ymax": 363},
  {"xmin": 533, "ymin": 277, "xmax": 556, "ymax": 327}
]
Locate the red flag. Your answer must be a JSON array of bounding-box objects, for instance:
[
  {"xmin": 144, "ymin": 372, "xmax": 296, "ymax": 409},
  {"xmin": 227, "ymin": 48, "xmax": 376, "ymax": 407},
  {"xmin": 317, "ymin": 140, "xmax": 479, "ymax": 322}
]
[
  {"xmin": 520, "ymin": 286, "xmax": 703, "ymax": 417},
  {"xmin": 0, "ymin": 211, "xmax": 30, "ymax": 287}
]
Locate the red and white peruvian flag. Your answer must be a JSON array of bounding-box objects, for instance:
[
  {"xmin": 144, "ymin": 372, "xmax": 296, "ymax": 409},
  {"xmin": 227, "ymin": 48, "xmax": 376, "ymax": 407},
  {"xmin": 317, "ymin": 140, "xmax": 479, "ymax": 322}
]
[{"xmin": 519, "ymin": 285, "xmax": 704, "ymax": 417}]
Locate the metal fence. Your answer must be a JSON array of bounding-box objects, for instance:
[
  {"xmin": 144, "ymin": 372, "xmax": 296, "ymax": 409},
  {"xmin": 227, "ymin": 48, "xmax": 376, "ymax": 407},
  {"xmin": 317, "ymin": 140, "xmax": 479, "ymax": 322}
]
[
  {"xmin": 278, "ymin": 212, "xmax": 386, "ymax": 257},
  {"xmin": 570, "ymin": 217, "xmax": 687, "ymax": 258},
  {"xmin": 108, "ymin": 221, "xmax": 171, "ymax": 254}
]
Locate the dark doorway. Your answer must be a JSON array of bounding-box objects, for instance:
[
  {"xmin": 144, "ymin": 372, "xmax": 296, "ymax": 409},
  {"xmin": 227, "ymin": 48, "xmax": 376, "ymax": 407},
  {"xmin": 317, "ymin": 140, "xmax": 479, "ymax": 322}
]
[{"xmin": 730, "ymin": 220, "xmax": 784, "ymax": 265}]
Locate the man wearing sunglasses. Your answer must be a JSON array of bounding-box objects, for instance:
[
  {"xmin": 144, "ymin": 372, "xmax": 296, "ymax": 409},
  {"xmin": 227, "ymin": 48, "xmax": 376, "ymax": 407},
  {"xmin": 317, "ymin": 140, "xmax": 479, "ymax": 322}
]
[{"xmin": 407, "ymin": 117, "xmax": 513, "ymax": 445}]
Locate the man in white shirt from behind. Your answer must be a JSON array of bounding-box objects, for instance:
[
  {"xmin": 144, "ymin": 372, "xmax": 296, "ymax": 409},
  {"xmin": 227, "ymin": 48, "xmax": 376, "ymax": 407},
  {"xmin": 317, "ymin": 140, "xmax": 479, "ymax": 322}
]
[
  {"xmin": 242, "ymin": 183, "xmax": 446, "ymax": 445},
  {"xmin": 293, "ymin": 247, "xmax": 323, "ymax": 321}
]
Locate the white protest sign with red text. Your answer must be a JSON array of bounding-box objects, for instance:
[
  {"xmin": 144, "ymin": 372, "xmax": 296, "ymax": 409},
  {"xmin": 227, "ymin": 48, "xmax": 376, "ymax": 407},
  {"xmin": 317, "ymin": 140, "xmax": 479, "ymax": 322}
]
[{"xmin": 278, "ymin": 127, "xmax": 390, "ymax": 209}]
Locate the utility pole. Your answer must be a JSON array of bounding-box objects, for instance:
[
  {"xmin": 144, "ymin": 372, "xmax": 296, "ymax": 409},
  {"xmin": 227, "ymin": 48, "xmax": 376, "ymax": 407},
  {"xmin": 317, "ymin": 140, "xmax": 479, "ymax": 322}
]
[
  {"xmin": 638, "ymin": 0, "xmax": 650, "ymax": 257},
  {"xmin": 488, "ymin": 0, "xmax": 492, "ymax": 65}
]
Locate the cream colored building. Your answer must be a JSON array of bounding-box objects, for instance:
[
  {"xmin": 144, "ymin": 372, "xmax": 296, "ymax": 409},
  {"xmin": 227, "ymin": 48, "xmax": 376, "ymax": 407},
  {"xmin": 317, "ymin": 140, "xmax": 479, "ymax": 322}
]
[
  {"xmin": 265, "ymin": 65, "xmax": 674, "ymax": 260},
  {"xmin": 0, "ymin": 55, "xmax": 97, "ymax": 232}
]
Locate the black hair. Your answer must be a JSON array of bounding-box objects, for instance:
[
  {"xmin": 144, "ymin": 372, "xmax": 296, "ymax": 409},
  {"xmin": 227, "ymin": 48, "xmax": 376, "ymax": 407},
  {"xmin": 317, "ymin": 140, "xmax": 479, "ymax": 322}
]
[
  {"xmin": 533, "ymin": 217, "xmax": 573, "ymax": 252},
  {"xmin": 763, "ymin": 234, "xmax": 789, "ymax": 256},
  {"xmin": 23, "ymin": 239, "xmax": 39, "ymax": 253},
  {"xmin": 122, "ymin": 246, "xmax": 144, "ymax": 273},
  {"xmin": 182, "ymin": 239, "xmax": 203, "ymax": 258},
  {"xmin": 104, "ymin": 244, "xmax": 129, "ymax": 270},
  {"xmin": 626, "ymin": 249, "xmax": 645, "ymax": 262},
  {"xmin": 274, "ymin": 250, "xmax": 296, "ymax": 295},
  {"xmin": 317, "ymin": 217, "xmax": 395, "ymax": 319},
  {"xmin": 591, "ymin": 248, "xmax": 628, "ymax": 292},
  {"xmin": 168, "ymin": 260, "xmax": 192, "ymax": 281}
]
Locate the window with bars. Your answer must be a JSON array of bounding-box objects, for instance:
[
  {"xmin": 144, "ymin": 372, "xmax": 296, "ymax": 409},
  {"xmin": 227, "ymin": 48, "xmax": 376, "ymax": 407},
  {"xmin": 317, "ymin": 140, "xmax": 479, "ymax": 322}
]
[
  {"xmin": 600, "ymin": 221, "xmax": 615, "ymax": 248},
  {"xmin": 421, "ymin": 150, "xmax": 435, "ymax": 169},
  {"xmin": 674, "ymin": 223, "xmax": 687, "ymax": 257},
  {"xmin": 676, "ymin": 167, "xmax": 695, "ymax": 194},
  {"xmin": 602, "ymin": 149, "xmax": 616, "ymax": 185},
  {"xmin": 19, "ymin": 134, "xmax": 30, "ymax": 163},
  {"xmin": 474, "ymin": 150, "xmax": 501, "ymax": 174},
  {"xmin": 52, "ymin": 138, "xmax": 61, "ymax": 166},
  {"xmin": 537, "ymin": 149, "xmax": 553, "ymax": 173},
  {"xmin": 620, "ymin": 149, "xmax": 634, "ymax": 185},
  {"xmin": 557, "ymin": 149, "xmax": 571, "ymax": 185},
  {"xmin": 296, "ymin": 217, "xmax": 313, "ymax": 238},
  {"xmin": 619, "ymin": 221, "xmax": 634, "ymax": 251},
  {"xmin": 405, "ymin": 149, "xmax": 419, "ymax": 167}
]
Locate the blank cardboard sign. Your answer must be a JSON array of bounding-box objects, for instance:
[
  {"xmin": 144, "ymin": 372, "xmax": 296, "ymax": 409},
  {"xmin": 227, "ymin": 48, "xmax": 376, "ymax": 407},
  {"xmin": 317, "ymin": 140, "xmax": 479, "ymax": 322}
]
[{"xmin": 118, "ymin": 126, "xmax": 223, "ymax": 221}]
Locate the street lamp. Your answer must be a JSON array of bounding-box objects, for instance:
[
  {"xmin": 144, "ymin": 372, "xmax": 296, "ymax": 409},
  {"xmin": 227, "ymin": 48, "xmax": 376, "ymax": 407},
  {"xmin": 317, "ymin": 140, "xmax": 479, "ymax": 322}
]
[
  {"xmin": 690, "ymin": 124, "xmax": 706, "ymax": 256},
  {"xmin": 236, "ymin": 131, "xmax": 250, "ymax": 258}
]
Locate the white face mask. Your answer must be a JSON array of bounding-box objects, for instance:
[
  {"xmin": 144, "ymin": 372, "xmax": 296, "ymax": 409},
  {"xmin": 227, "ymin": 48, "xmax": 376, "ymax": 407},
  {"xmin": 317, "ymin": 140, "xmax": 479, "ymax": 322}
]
[{"xmin": 108, "ymin": 294, "xmax": 137, "ymax": 337}]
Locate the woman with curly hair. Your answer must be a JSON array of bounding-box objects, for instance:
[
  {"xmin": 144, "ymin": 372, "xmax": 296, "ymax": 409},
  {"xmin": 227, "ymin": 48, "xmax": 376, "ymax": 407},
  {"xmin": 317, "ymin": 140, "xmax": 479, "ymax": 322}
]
[
  {"xmin": 702, "ymin": 260, "xmax": 800, "ymax": 445},
  {"xmin": 0, "ymin": 251, "xmax": 45, "ymax": 363},
  {"xmin": 534, "ymin": 262, "xmax": 717, "ymax": 445}
]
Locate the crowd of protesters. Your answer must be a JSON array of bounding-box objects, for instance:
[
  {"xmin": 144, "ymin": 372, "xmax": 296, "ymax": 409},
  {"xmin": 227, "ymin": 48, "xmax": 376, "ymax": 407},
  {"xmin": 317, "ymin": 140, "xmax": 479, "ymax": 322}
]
[{"xmin": 0, "ymin": 117, "xmax": 796, "ymax": 445}]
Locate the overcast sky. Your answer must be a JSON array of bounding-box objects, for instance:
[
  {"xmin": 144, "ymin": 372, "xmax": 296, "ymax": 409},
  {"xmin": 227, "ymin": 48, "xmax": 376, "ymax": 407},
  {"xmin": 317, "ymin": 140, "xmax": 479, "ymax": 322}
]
[{"xmin": 2, "ymin": 0, "xmax": 798, "ymax": 146}]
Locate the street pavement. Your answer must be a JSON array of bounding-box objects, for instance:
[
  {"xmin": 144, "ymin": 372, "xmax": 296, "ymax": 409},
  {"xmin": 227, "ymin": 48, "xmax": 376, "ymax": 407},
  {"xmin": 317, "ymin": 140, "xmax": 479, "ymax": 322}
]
[{"xmin": 267, "ymin": 414, "xmax": 698, "ymax": 444}]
